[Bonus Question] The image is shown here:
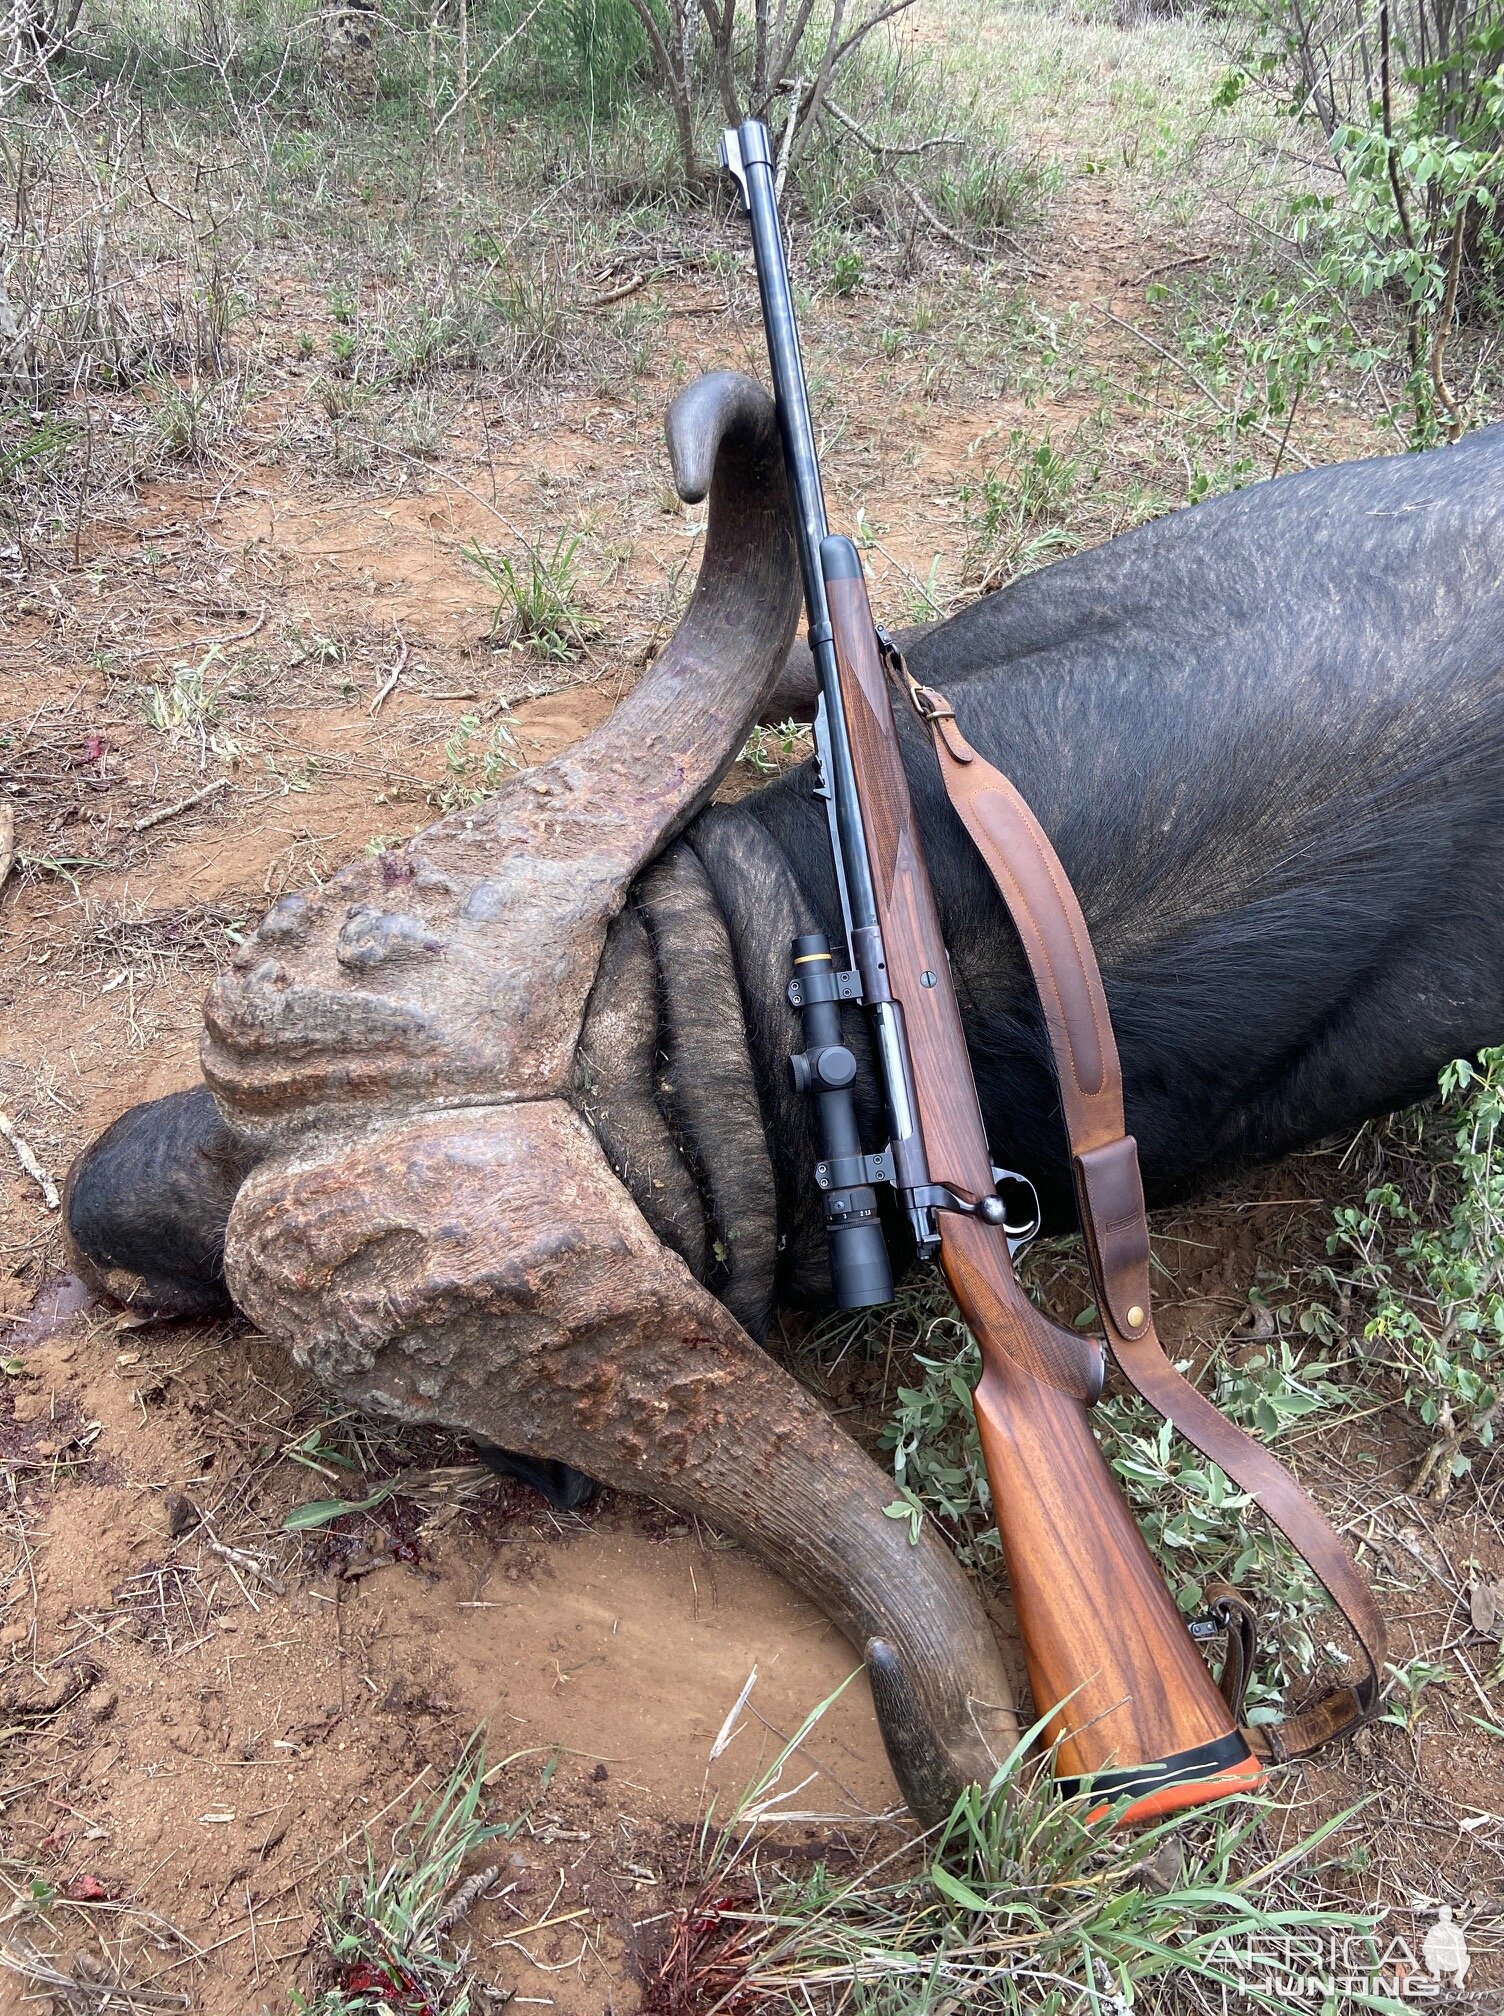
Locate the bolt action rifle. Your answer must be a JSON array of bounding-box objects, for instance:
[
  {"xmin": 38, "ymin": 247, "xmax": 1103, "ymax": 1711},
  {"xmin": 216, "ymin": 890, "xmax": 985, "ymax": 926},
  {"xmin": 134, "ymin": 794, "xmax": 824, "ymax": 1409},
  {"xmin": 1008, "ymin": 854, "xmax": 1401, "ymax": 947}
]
[{"xmin": 720, "ymin": 118, "xmax": 1386, "ymax": 1820}]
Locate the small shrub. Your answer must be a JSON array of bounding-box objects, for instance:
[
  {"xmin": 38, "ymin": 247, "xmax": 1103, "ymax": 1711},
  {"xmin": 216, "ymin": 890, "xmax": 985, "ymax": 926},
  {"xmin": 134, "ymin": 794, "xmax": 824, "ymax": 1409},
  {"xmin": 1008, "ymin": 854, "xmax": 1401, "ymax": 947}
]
[
  {"xmin": 139, "ymin": 647, "xmax": 235, "ymax": 752},
  {"xmin": 140, "ymin": 370, "xmax": 246, "ymax": 466},
  {"xmin": 1313, "ymin": 1046, "xmax": 1504, "ymax": 1497},
  {"xmin": 1230, "ymin": 0, "xmax": 1504, "ymax": 439},
  {"xmin": 466, "ymin": 532, "xmax": 593, "ymax": 659},
  {"xmin": 830, "ymin": 248, "xmax": 865, "ymax": 297},
  {"xmin": 490, "ymin": 257, "xmax": 572, "ymax": 378},
  {"xmin": 392, "ymin": 386, "xmax": 447, "ymax": 456},
  {"xmin": 928, "ymin": 143, "xmax": 1040, "ymax": 237},
  {"xmin": 958, "ymin": 430, "xmax": 1082, "ymax": 590},
  {"xmin": 738, "ymin": 718, "xmax": 812, "ymax": 775},
  {"xmin": 434, "ymin": 711, "xmax": 522, "ymax": 810}
]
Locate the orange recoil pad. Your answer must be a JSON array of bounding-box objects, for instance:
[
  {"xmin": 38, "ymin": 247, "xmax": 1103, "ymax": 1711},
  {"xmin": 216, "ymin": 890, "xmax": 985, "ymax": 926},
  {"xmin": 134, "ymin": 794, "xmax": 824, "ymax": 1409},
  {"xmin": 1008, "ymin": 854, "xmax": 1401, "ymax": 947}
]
[{"xmin": 1070, "ymin": 1731, "xmax": 1265, "ymax": 1827}]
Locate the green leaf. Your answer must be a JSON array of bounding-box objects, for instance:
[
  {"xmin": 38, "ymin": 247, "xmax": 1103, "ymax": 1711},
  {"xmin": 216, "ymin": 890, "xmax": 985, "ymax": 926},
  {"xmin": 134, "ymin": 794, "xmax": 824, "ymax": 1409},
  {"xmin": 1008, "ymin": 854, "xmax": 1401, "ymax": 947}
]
[
  {"xmin": 930, "ymin": 1863, "xmax": 993, "ymax": 1912},
  {"xmin": 283, "ymin": 1480, "xmax": 399, "ymax": 1531}
]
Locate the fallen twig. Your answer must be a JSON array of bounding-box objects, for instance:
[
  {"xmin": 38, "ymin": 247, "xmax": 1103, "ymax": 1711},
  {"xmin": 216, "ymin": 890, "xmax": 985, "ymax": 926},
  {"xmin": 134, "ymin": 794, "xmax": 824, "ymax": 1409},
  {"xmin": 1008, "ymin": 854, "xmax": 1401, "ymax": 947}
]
[
  {"xmin": 0, "ymin": 1113, "xmax": 59, "ymax": 1211},
  {"xmin": 823, "ymin": 97, "xmax": 960, "ymax": 160},
  {"xmin": 0, "ymin": 803, "xmax": 13, "ymax": 896},
  {"xmin": 435, "ymin": 1862, "xmax": 499, "ymax": 1934},
  {"xmin": 206, "ymin": 1536, "xmax": 287, "ymax": 1598},
  {"xmin": 161, "ymin": 601, "xmax": 267, "ymax": 656},
  {"xmin": 898, "ymin": 174, "xmax": 1038, "ymax": 271},
  {"xmin": 1097, "ymin": 302, "xmax": 1313, "ymax": 472},
  {"xmin": 132, "ymin": 776, "xmax": 231, "ymax": 833},
  {"xmin": 369, "ymin": 631, "xmax": 410, "ymax": 715},
  {"xmin": 169, "ymin": 1495, "xmax": 288, "ymax": 1596},
  {"xmin": 1129, "ymin": 250, "xmax": 1213, "ymax": 286},
  {"xmin": 582, "ymin": 271, "xmax": 652, "ymax": 309}
]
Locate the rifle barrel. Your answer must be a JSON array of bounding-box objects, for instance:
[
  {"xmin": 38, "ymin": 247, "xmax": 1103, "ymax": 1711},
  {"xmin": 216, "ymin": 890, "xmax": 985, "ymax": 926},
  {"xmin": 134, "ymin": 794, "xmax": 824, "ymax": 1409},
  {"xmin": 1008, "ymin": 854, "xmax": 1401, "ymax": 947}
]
[
  {"xmin": 721, "ymin": 121, "xmax": 830, "ymax": 624},
  {"xmin": 721, "ymin": 125, "xmax": 881, "ymax": 931}
]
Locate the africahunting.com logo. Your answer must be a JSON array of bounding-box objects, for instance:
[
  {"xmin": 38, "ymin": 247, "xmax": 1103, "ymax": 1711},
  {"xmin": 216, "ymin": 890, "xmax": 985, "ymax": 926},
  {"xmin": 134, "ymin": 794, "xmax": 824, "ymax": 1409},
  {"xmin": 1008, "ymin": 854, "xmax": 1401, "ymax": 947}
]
[{"xmin": 1205, "ymin": 1907, "xmax": 1478, "ymax": 2004}]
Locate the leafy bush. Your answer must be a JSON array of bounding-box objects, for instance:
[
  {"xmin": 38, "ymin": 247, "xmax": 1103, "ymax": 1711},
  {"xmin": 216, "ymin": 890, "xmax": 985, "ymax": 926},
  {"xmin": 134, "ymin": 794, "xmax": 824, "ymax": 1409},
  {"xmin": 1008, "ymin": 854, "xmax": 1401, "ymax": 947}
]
[
  {"xmin": 1234, "ymin": 0, "xmax": 1504, "ymax": 438},
  {"xmin": 876, "ymin": 1279, "xmax": 1339, "ymax": 1717},
  {"xmin": 1312, "ymin": 1046, "xmax": 1504, "ymax": 1497}
]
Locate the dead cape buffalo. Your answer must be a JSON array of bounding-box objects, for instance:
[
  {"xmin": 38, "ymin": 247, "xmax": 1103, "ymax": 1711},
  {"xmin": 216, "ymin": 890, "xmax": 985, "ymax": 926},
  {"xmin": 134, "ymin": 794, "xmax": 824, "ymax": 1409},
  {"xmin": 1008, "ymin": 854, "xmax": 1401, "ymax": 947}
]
[{"xmin": 63, "ymin": 372, "xmax": 1504, "ymax": 1823}]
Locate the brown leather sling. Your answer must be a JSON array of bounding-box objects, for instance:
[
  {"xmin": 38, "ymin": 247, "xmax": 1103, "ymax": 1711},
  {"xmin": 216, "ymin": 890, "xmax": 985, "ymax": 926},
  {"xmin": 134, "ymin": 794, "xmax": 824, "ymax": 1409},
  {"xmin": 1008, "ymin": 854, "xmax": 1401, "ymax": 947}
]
[{"xmin": 889, "ymin": 646, "xmax": 1387, "ymax": 1763}]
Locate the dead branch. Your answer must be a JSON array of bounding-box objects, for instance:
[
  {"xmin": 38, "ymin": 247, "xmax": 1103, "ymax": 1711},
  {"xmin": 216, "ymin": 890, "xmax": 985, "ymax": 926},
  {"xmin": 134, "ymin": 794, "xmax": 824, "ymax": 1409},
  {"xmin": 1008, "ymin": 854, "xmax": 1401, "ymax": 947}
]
[
  {"xmin": 1098, "ymin": 302, "xmax": 1314, "ymax": 472},
  {"xmin": 1430, "ymin": 208, "xmax": 1468, "ymax": 442},
  {"xmin": 0, "ymin": 1935, "xmax": 189, "ymax": 2010},
  {"xmin": 830, "ymin": 0, "xmax": 922, "ymax": 73},
  {"xmin": 205, "ymin": 1535, "xmax": 287, "ymax": 1597},
  {"xmin": 1130, "ymin": 250, "xmax": 1213, "ymax": 286},
  {"xmin": 821, "ymin": 97, "xmax": 960, "ymax": 159},
  {"xmin": 898, "ymin": 174, "xmax": 1037, "ymax": 270},
  {"xmin": 0, "ymin": 1113, "xmax": 59, "ymax": 1211},
  {"xmin": 581, "ymin": 271, "xmax": 653, "ymax": 309},
  {"xmin": 132, "ymin": 776, "xmax": 230, "ymax": 833},
  {"xmin": 773, "ymin": 73, "xmax": 803, "ymax": 197},
  {"xmin": 369, "ymin": 630, "xmax": 409, "ymax": 715}
]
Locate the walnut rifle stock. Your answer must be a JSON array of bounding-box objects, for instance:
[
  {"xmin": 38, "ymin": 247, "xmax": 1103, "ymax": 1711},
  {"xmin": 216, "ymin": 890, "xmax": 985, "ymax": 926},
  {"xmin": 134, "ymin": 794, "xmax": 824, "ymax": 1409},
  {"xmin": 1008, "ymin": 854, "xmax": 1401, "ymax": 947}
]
[{"xmin": 822, "ymin": 551, "xmax": 1260, "ymax": 1815}]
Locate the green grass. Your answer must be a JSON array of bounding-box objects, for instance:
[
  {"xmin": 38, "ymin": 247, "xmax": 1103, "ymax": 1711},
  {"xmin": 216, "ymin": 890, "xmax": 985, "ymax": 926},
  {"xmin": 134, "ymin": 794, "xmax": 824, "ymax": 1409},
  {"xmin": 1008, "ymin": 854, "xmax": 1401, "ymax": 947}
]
[
  {"xmin": 957, "ymin": 427, "xmax": 1085, "ymax": 590},
  {"xmin": 1307, "ymin": 1047, "xmax": 1504, "ymax": 1498},
  {"xmin": 465, "ymin": 532, "xmax": 594, "ymax": 661},
  {"xmin": 295, "ymin": 1739, "xmax": 516, "ymax": 2016},
  {"xmin": 654, "ymin": 1694, "xmax": 1403, "ymax": 2016}
]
